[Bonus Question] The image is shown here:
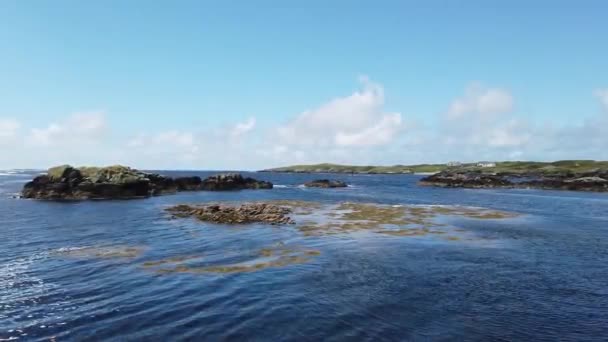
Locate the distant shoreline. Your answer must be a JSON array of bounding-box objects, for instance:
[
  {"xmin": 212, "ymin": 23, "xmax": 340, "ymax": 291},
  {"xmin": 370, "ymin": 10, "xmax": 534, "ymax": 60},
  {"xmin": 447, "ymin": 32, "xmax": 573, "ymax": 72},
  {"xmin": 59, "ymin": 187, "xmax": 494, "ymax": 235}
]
[{"xmin": 260, "ymin": 160, "xmax": 608, "ymax": 175}]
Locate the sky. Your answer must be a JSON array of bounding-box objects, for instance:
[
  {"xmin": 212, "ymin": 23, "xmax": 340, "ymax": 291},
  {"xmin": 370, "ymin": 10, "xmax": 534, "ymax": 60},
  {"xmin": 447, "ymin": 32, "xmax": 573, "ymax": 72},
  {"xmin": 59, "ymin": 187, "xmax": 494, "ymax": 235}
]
[{"xmin": 0, "ymin": 0, "xmax": 607, "ymax": 170}]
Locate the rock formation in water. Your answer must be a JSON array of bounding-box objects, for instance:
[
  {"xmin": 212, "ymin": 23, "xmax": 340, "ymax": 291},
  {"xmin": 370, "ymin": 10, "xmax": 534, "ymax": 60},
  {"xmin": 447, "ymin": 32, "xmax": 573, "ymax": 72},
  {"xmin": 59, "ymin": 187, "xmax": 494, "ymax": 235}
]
[
  {"xmin": 166, "ymin": 203, "xmax": 294, "ymax": 225},
  {"xmin": 419, "ymin": 170, "xmax": 608, "ymax": 192},
  {"xmin": 200, "ymin": 173, "xmax": 273, "ymax": 191},
  {"xmin": 21, "ymin": 165, "xmax": 273, "ymax": 200},
  {"xmin": 303, "ymin": 179, "xmax": 348, "ymax": 188}
]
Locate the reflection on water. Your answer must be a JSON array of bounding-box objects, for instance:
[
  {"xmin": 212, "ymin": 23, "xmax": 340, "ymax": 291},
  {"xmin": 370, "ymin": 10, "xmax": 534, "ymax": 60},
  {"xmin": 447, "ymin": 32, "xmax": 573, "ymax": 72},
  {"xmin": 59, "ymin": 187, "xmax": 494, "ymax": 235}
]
[{"xmin": 1, "ymin": 170, "xmax": 607, "ymax": 341}]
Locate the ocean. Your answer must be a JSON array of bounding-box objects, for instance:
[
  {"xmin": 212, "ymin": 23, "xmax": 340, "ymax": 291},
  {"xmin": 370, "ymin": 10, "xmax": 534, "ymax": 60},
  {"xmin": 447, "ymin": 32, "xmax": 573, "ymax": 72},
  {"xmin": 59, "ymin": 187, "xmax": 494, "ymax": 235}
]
[{"xmin": 1, "ymin": 170, "xmax": 607, "ymax": 341}]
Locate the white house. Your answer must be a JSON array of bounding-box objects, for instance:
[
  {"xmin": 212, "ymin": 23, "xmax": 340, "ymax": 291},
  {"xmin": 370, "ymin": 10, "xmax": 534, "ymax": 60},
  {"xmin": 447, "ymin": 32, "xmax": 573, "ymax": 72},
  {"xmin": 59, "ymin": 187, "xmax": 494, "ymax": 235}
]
[{"xmin": 477, "ymin": 161, "xmax": 496, "ymax": 168}]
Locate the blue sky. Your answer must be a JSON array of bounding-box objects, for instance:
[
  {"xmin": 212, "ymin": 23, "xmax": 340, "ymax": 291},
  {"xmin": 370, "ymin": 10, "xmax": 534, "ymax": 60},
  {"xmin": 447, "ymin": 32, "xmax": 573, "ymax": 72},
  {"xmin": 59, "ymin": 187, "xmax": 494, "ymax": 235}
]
[{"xmin": 1, "ymin": 1, "xmax": 607, "ymax": 169}]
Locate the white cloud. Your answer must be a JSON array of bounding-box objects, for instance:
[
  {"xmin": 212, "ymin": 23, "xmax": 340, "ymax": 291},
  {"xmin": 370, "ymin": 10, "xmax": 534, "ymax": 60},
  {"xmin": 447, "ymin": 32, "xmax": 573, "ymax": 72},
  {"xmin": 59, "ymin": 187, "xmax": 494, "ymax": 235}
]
[
  {"xmin": 125, "ymin": 130, "xmax": 201, "ymax": 167},
  {"xmin": 276, "ymin": 77, "xmax": 404, "ymax": 147},
  {"xmin": 0, "ymin": 118, "xmax": 20, "ymax": 142},
  {"xmin": 4, "ymin": 80, "xmax": 608, "ymax": 170},
  {"xmin": 335, "ymin": 113, "xmax": 402, "ymax": 146},
  {"xmin": 441, "ymin": 84, "xmax": 531, "ymax": 153},
  {"xmin": 28, "ymin": 112, "xmax": 107, "ymax": 146},
  {"xmin": 486, "ymin": 119, "xmax": 531, "ymax": 147},
  {"xmin": 595, "ymin": 88, "xmax": 608, "ymax": 112},
  {"xmin": 230, "ymin": 117, "xmax": 256, "ymax": 138},
  {"xmin": 447, "ymin": 83, "xmax": 513, "ymax": 120}
]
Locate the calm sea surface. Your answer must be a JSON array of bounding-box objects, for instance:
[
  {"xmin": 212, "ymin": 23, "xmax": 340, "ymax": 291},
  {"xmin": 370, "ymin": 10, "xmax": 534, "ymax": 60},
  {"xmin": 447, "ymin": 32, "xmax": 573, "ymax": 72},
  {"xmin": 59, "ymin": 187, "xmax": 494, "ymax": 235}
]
[{"xmin": 1, "ymin": 170, "xmax": 607, "ymax": 341}]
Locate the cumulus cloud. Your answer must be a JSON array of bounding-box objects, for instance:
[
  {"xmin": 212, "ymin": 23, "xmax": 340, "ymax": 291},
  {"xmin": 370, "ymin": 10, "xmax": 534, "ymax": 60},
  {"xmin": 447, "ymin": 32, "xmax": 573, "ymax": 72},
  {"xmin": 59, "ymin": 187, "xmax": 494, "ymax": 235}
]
[
  {"xmin": 28, "ymin": 112, "xmax": 107, "ymax": 146},
  {"xmin": 447, "ymin": 83, "xmax": 513, "ymax": 120},
  {"xmin": 276, "ymin": 77, "xmax": 404, "ymax": 147},
  {"xmin": 335, "ymin": 113, "xmax": 402, "ymax": 146},
  {"xmin": 230, "ymin": 117, "xmax": 256, "ymax": 138},
  {"xmin": 0, "ymin": 118, "xmax": 20, "ymax": 143},
  {"xmin": 441, "ymin": 84, "xmax": 530, "ymax": 153},
  {"xmin": 595, "ymin": 88, "xmax": 608, "ymax": 112},
  {"xmin": 4, "ymin": 80, "xmax": 608, "ymax": 170}
]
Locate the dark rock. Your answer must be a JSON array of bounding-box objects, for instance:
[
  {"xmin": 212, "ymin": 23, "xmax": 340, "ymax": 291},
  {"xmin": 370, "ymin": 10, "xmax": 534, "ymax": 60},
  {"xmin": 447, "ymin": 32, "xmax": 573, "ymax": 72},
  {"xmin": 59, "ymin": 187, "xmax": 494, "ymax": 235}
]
[
  {"xmin": 420, "ymin": 170, "xmax": 608, "ymax": 192},
  {"xmin": 166, "ymin": 203, "xmax": 294, "ymax": 225},
  {"xmin": 419, "ymin": 171, "xmax": 513, "ymax": 189},
  {"xmin": 201, "ymin": 173, "xmax": 273, "ymax": 191},
  {"xmin": 21, "ymin": 166, "xmax": 273, "ymax": 201},
  {"xmin": 304, "ymin": 179, "xmax": 348, "ymax": 188},
  {"xmin": 174, "ymin": 176, "xmax": 202, "ymax": 191}
]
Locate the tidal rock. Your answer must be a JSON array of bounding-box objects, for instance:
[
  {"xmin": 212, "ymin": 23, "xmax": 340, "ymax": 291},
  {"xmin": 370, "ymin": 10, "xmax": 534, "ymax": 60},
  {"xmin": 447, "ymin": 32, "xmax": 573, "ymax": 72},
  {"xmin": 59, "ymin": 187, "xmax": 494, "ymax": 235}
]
[
  {"xmin": 22, "ymin": 165, "xmax": 164, "ymax": 200},
  {"xmin": 303, "ymin": 179, "xmax": 348, "ymax": 188},
  {"xmin": 201, "ymin": 173, "xmax": 273, "ymax": 191},
  {"xmin": 419, "ymin": 171, "xmax": 513, "ymax": 188},
  {"xmin": 22, "ymin": 166, "xmax": 273, "ymax": 200},
  {"xmin": 174, "ymin": 176, "xmax": 202, "ymax": 191},
  {"xmin": 166, "ymin": 203, "xmax": 293, "ymax": 225},
  {"xmin": 420, "ymin": 170, "xmax": 608, "ymax": 192}
]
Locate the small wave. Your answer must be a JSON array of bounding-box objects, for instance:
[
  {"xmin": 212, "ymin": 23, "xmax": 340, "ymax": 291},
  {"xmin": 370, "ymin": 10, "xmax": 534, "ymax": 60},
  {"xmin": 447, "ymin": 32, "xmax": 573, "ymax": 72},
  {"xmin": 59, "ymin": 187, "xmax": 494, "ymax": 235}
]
[
  {"xmin": 274, "ymin": 184, "xmax": 289, "ymax": 188},
  {"xmin": 54, "ymin": 246, "xmax": 90, "ymax": 253}
]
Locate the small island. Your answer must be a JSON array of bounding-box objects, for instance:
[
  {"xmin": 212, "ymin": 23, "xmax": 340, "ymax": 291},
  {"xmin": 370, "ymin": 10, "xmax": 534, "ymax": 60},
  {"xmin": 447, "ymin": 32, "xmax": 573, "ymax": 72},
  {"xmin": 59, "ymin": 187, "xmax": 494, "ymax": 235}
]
[
  {"xmin": 418, "ymin": 160, "xmax": 608, "ymax": 192},
  {"xmin": 303, "ymin": 179, "xmax": 348, "ymax": 188},
  {"xmin": 21, "ymin": 165, "xmax": 272, "ymax": 200}
]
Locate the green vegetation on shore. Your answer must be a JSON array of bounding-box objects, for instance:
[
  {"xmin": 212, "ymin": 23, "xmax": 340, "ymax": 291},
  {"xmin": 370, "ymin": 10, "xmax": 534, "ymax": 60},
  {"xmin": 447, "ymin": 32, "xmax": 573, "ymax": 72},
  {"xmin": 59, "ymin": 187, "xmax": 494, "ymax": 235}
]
[{"xmin": 262, "ymin": 160, "xmax": 608, "ymax": 175}]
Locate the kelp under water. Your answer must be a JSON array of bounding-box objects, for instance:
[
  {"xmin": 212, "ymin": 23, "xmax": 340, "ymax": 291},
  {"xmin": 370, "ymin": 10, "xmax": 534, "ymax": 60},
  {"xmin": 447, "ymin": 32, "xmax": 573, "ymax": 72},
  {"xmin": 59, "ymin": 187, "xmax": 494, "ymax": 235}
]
[{"xmin": 141, "ymin": 244, "xmax": 320, "ymax": 274}]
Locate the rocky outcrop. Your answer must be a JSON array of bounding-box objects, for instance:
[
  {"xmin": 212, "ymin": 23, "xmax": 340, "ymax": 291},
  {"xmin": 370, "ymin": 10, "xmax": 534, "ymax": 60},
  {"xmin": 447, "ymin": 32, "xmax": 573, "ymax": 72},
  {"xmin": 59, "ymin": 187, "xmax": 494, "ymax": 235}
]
[
  {"xmin": 166, "ymin": 203, "xmax": 294, "ymax": 225},
  {"xmin": 419, "ymin": 171, "xmax": 512, "ymax": 189},
  {"xmin": 200, "ymin": 173, "xmax": 273, "ymax": 191},
  {"xmin": 303, "ymin": 179, "xmax": 348, "ymax": 188},
  {"xmin": 21, "ymin": 165, "xmax": 273, "ymax": 200},
  {"xmin": 419, "ymin": 170, "xmax": 608, "ymax": 192}
]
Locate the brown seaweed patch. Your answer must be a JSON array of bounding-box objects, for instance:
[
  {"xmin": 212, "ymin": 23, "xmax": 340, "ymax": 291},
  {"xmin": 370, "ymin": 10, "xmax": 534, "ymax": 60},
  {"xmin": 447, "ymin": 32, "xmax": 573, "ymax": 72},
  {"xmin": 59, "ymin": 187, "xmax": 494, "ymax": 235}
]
[
  {"xmin": 423, "ymin": 205, "xmax": 518, "ymax": 219},
  {"xmin": 56, "ymin": 246, "xmax": 145, "ymax": 259},
  {"xmin": 166, "ymin": 202, "xmax": 294, "ymax": 225},
  {"xmin": 148, "ymin": 245, "xmax": 320, "ymax": 275},
  {"xmin": 444, "ymin": 236, "xmax": 461, "ymax": 241},
  {"xmin": 141, "ymin": 255, "xmax": 201, "ymax": 267},
  {"xmin": 336, "ymin": 203, "xmax": 411, "ymax": 225},
  {"xmin": 377, "ymin": 229, "xmax": 430, "ymax": 236},
  {"xmin": 264, "ymin": 200, "xmax": 323, "ymax": 215}
]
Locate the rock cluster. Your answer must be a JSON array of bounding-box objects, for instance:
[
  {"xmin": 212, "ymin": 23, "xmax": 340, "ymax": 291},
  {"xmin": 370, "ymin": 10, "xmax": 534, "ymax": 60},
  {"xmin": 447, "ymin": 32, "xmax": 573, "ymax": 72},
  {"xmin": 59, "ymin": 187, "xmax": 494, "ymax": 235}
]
[
  {"xmin": 303, "ymin": 179, "xmax": 348, "ymax": 188},
  {"xmin": 418, "ymin": 171, "xmax": 512, "ymax": 189},
  {"xmin": 21, "ymin": 165, "xmax": 273, "ymax": 200},
  {"xmin": 166, "ymin": 203, "xmax": 294, "ymax": 225},
  {"xmin": 420, "ymin": 170, "xmax": 608, "ymax": 192},
  {"xmin": 200, "ymin": 173, "xmax": 273, "ymax": 191}
]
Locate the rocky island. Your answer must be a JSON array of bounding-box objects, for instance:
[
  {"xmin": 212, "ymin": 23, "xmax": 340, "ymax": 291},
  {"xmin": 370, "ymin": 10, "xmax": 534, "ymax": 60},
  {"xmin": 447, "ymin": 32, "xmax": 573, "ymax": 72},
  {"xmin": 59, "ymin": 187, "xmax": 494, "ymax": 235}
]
[
  {"xmin": 420, "ymin": 170, "xmax": 608, "ymax": 192},
  {"xmin": 303, "ymin": 179, "xmax": 348, "ymax": 188},
  {"xmin": 21, "ymin": 165, "xmax": 272, "ymax": 200}
]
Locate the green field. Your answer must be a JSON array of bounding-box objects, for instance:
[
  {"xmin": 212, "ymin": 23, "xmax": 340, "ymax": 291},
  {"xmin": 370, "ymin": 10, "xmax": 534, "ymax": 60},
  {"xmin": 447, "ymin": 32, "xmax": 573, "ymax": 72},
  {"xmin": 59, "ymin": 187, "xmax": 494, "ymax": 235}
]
[{"xmin": 262, "ymin": 160, "xmax": 608, "ymax": 175}]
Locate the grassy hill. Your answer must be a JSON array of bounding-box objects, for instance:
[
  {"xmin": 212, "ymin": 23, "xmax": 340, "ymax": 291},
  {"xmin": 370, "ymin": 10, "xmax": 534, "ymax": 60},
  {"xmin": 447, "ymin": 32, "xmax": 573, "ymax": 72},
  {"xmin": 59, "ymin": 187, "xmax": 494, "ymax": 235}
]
[{"xmin": 261, "ymin": 160, "xmax": 608, "ymax": 175}]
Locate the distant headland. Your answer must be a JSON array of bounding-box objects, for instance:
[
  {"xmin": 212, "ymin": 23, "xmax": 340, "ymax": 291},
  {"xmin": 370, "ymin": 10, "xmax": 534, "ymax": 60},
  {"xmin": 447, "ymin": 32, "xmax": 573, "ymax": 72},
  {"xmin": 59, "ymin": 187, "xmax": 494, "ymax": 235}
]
[{"xmin": 260, "ymin": 160, "xmax": 608, "ymax": 175}]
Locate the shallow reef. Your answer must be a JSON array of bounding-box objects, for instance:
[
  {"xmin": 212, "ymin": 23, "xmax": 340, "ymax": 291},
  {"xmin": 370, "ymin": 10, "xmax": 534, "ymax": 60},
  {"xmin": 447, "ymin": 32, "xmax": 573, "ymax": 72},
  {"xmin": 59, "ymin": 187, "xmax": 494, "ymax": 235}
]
[
  {"xmin": 54, "ymin": 245, "xmax": 145, "ymax": 259},
  {"xmin": 141, "ymin": 244, "xmax": 320, "ymax": 274}
]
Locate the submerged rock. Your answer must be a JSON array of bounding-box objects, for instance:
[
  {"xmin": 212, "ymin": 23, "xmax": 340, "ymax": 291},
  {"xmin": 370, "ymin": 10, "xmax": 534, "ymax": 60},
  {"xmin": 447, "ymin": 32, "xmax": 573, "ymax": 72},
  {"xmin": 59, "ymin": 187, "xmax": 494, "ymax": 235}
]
[
  {"xmin": 166, "ymin": 203, "xmax": 293, "ymax": 225},
  {"xmin": 303, "ymin": 179, "xmax": 348, "ymax": 188},
  {"xmin": 21, "ymin": 165, "xmax": 273, "ymax": 200}
]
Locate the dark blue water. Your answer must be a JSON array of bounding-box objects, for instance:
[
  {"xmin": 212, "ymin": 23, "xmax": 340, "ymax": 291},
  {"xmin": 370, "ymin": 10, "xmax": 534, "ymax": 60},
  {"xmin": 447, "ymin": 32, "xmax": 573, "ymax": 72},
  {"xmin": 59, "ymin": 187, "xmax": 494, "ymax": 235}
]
[{"xmin": 1, "ymin": 170, "xmax": 608, "ymax": 341}]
